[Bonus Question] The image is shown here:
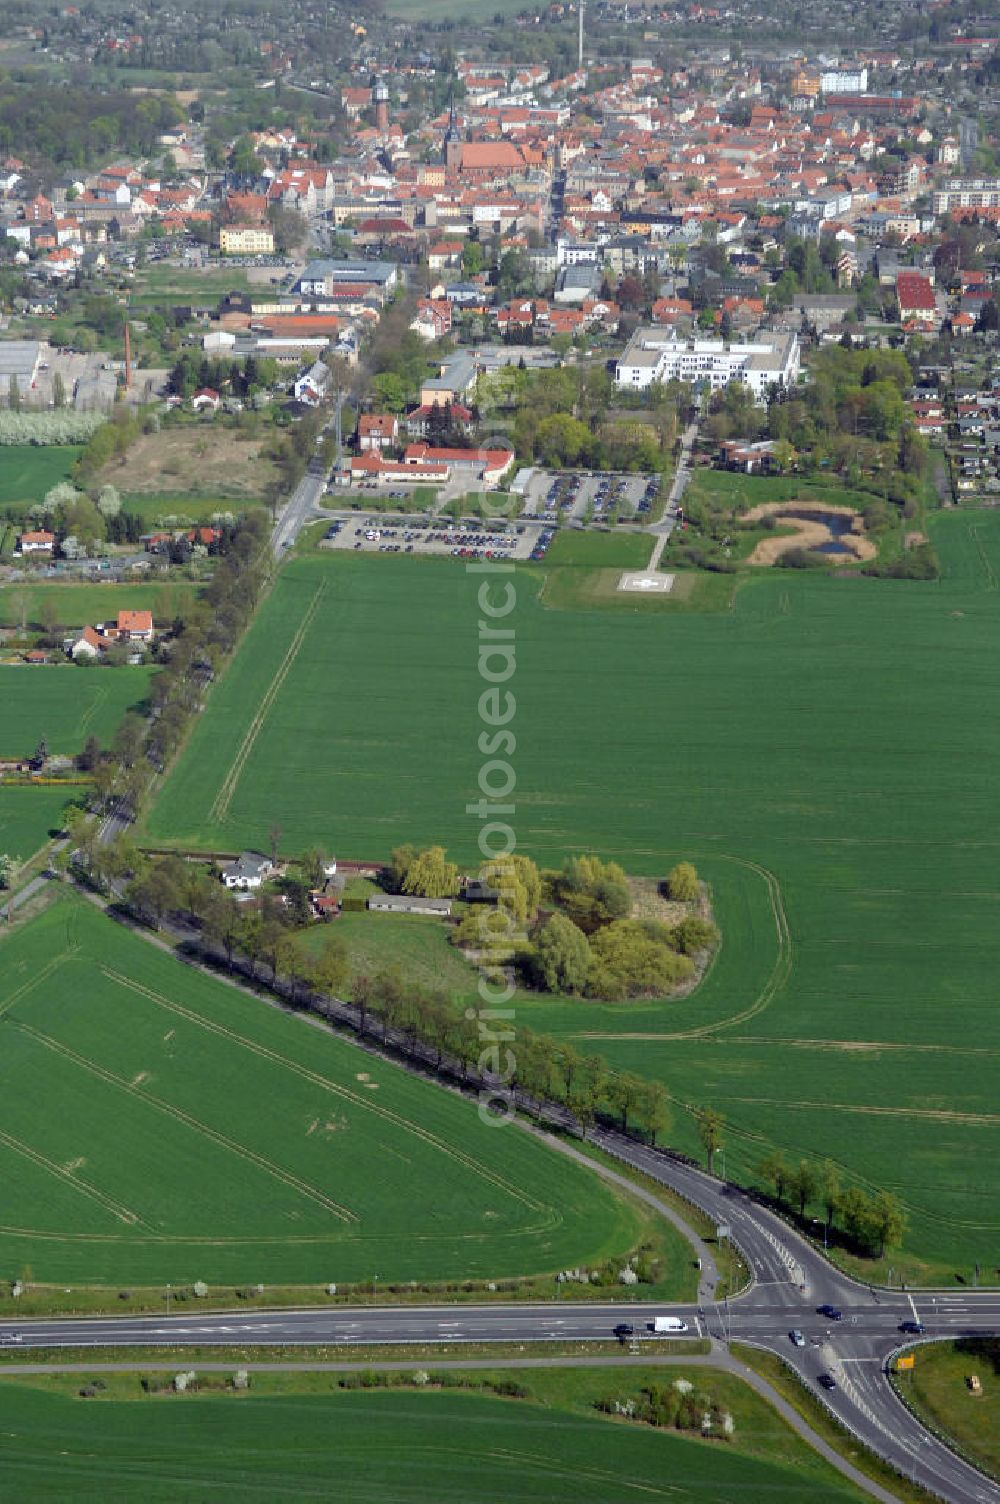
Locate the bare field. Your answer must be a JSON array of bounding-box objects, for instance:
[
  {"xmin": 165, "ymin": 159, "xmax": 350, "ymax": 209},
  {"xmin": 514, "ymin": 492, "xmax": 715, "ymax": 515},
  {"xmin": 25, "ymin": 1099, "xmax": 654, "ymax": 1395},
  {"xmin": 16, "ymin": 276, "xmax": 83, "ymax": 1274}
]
[{"xmin": 102, "ymin": 427, "xmax": 279, "ymax": 499}]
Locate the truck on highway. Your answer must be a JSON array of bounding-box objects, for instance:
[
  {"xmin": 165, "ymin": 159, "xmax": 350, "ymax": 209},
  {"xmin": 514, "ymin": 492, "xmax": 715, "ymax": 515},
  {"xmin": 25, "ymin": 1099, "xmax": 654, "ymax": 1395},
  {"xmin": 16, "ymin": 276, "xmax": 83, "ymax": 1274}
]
[{"xmin": 651, "ymin": 1316, "xmax": 688, "ymax": 1334}]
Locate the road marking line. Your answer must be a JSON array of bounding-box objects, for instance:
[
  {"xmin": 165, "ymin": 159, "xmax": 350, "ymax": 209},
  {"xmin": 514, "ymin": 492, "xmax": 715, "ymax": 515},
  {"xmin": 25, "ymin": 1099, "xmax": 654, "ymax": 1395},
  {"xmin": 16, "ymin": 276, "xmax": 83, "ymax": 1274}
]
[{"xmin": 908, "ymin": 1293, "xmax": 919, "ymax": 1321}]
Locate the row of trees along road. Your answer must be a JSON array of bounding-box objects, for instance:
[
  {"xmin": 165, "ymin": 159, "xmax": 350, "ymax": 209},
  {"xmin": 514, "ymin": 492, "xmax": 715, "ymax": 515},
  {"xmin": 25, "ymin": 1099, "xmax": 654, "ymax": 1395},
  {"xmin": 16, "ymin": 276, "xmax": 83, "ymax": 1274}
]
[
  {"xmin": 106, "ymin": 841, "xmax": 674, "ymax": 1146},
  {"xmin": 64, "ymin": 512, "xmax": 271, "ymax": 839},
  {"xmin": 757, "ymin": 1150, "xmax": 907, "ymax": 1258}
]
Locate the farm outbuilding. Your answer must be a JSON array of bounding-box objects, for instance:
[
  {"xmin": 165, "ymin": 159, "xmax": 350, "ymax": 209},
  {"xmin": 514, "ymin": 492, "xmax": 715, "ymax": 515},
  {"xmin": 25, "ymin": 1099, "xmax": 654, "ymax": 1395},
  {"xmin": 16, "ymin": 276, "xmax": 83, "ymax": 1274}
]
[{"xmin": 367, "ymin": 895, "xmax": 452, "ymax": 916}]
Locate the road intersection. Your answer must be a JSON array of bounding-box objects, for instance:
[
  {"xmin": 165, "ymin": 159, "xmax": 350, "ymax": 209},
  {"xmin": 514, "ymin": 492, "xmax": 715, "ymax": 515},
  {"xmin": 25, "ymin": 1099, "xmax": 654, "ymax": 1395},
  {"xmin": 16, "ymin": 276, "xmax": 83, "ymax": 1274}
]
[{"xmin": 1, "ymin": 1126, "xmax": 996, "ymax": 1503}]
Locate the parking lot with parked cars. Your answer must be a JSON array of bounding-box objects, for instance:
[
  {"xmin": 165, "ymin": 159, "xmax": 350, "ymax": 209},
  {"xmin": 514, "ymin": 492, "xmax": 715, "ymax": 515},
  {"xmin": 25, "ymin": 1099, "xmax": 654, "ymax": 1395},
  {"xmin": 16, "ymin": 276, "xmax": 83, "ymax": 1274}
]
[
  {"xmin": 520, "ymin": 469, "xmax": 661, "ymax": 524},
  {"xmin": 320, "ymin": 517, "xmax": 540, "ymax": 563}
]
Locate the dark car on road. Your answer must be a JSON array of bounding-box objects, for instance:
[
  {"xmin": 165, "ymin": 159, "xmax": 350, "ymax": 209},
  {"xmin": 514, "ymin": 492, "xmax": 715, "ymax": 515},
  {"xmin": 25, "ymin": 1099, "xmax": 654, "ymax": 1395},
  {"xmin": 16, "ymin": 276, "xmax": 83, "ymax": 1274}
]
[
  {"xmin": 817, "ymin": 1304, "xmax": 843, "ymax": 1320},
  {"xmin": 817, "ymin": 1373, "xmax": 837, "ymax": 1390},
  {"xmin": 899, "ymin": 1320, "xmax": 925, "ymax": 1334},
  {"xmin": 613, "ymin": 1322, "xmax": 635, "ymax": 1339}
]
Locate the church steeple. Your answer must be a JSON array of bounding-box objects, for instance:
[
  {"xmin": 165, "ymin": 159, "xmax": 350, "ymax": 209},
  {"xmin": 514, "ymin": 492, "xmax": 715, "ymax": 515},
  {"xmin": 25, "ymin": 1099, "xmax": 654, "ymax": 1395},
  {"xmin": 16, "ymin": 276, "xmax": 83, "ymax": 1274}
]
[{"xmin": 445, "ymin": 91, "xmax": 462, "ymax": 174}]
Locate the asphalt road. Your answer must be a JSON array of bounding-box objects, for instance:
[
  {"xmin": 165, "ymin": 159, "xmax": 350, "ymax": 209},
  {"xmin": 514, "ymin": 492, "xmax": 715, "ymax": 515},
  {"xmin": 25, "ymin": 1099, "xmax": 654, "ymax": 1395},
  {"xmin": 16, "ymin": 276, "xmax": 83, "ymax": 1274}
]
[
  {"xmin": 271, "ymin": 458, "xmax": 328, "ymax": 558},
  {"xmin": 2, "ymin": 1128, "xmax": 997, "ymax": 1504}
]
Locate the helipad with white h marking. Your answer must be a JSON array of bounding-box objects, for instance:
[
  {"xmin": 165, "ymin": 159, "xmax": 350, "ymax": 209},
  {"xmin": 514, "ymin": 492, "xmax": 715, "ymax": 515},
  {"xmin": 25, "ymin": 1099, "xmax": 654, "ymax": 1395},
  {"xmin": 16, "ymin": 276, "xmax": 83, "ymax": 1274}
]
[{"xmin": 618, "ymin": 572, "xmax": 674, "ymax": 593}]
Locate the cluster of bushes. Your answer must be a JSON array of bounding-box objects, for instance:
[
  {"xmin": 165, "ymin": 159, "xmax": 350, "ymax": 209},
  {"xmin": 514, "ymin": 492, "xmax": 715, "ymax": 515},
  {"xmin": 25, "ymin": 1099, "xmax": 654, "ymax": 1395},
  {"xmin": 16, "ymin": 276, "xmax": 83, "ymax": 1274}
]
[
  {"xmin": 864, "ymin": 542, "xmax": 940, "ymax": 580},
  {"xmin": 596, "ymin": 1378, "xmax": 734, "ymax": 1438},
  {"xmin": 775, "ymin": 546, "xmax": 829, "ymax": 571},
  {"xmin": 460, "ymin": 854, "xmax": 718, "ymax": 1004}
]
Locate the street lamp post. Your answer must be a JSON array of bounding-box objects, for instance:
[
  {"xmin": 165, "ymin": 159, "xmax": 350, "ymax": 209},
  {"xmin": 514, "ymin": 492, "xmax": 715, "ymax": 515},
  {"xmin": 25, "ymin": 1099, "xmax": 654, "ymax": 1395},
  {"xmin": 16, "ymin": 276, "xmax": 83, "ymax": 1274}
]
[{"xmin": 372, "ymin": 1273, "xmax": 379, "ymax": 1306}]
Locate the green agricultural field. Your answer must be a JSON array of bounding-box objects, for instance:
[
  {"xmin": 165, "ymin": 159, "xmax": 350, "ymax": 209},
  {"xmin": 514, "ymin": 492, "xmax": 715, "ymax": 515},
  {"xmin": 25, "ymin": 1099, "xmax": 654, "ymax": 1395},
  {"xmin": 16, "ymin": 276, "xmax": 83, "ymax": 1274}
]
[
  {"xmin": 0, "ymin": 1368, "xmax": 870, "ymax": 1503},
  {"xmin": 0, "ymin": 446, "xmax": 82, "ymax": 508},
  {"xmin": 0, "ymin": 581, "xmax": 197, "ymax": 631},
  {"xmin": 0, "ymin": 898, "xmax": 646, "ymax": 1285},
  {"xmin": 146, "ymin": 513, "xmax": 1000, "ymax": 1277},
  {"xmin": 0, "ymin": 786, "xmax": 71, "ymax": 862},
  {"xmin": 0, "ymin": 666, "xmax": 151, "ymax": 757}
]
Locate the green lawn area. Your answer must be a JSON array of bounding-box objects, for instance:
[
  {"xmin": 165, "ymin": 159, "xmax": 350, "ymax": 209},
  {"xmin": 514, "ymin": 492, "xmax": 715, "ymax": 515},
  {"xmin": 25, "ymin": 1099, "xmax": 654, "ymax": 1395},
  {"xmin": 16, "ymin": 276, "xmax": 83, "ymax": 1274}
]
[
  {"xmin": 297, "ymin": 910, "xmax": 481, "ymax": 999},
  {"xmin": 131, "ymin": 265, "xmax": 253, "ymax": 303},
  {"xmin": 0, "ymin": 446, "xmax": 82, "ymax": 508},
  {"xmin": 0, "ymin": 897, "xmax": 646, "ymax": 1286},
  {"xmin": 540, "ymin": 531, "xmax": 653, "ymax": 570},
  {"xmin": 683, "ymin": 470, "xmax": 875, "ymax": 514},
  {"xmin": 0, "ymin": 666, "xmax": 151, "ymax": 757},
  {"xmin": 0, "ymin": 786, "xmax": 71, "ymax": 862},
  {"xmin": 144, "ymin": 513, "xmax": 1000, "ymax": 1278},
  {"xmin": 895, "ymin": 1339, "xmax": 1000, "ymax": 1476},
  {"xmin": 0, "ymin": 581, "xmax": 197, "ymax": 632},
  {"xmin": 0, "ymin": 1367, "xmax": 870, "ymax": 1502}
]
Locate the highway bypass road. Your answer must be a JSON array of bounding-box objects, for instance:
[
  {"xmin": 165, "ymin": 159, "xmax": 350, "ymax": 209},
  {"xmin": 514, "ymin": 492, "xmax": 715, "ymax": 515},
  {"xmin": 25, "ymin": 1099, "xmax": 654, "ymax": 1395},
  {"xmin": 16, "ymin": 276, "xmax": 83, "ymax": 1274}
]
[{"xmin": 1, "ymin": 1128, "xmax": 997, "ymax": 1504}]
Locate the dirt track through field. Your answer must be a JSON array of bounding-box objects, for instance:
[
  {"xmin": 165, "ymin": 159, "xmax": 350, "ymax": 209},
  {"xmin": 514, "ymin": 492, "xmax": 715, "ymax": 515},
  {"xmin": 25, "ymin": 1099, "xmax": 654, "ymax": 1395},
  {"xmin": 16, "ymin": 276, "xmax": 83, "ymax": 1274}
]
[
  {"xmin": 0, "ymin": 951, "xmax": 79, "ymax": 1022},
  {"xmin": 12, "ymin": 1018, "xmax": 358, "ymax": 1224},
  {"xmin": 209, "ymin": 581, "xmax": 327, "ymax": 824},
  {"xmin": 0, "ymin": 1127, "xmax": 144, "ymax": 1228},
  {"xmin": 970, "ymin": 524, "xmax": 998, "ymax": 591}
]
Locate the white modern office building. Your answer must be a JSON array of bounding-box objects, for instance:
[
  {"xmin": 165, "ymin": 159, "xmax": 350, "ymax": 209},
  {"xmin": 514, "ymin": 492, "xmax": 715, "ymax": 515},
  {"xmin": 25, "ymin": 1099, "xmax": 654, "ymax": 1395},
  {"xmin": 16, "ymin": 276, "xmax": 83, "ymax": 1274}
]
[{"xmin": 614, "ymin": 328, "xmax": 800, "ymax": 402}]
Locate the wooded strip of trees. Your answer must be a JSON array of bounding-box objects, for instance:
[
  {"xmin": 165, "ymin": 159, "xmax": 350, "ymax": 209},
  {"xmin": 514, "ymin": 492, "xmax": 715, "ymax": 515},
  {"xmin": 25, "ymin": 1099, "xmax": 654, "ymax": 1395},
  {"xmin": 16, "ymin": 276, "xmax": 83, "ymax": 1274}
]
[
  {"xmin": 757, "ymin": 1150, "xmax": 907, "ymax": 1258},
  {"xmin": 65, "ymin": 510, "xmax": 271, "ymax": 830}
]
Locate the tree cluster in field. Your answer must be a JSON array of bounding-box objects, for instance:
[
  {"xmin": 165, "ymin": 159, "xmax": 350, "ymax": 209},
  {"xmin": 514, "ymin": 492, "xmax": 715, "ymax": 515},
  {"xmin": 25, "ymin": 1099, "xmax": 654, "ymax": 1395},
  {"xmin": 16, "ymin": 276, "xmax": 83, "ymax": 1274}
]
[
  {"xmin": 757, "ymin": 1151, "xmax": 907, "ymax": 1258},
  {"xmin": 82, "ymin": 841, "xmax": 677, "ymax": 1147},
  {"xmin": 448, "ymin": 853, "xmax": 717, "ymax": 1002},
  {"xmin": 596, "ymin": 1379, "xmax": 734, "ymax": 1438}
]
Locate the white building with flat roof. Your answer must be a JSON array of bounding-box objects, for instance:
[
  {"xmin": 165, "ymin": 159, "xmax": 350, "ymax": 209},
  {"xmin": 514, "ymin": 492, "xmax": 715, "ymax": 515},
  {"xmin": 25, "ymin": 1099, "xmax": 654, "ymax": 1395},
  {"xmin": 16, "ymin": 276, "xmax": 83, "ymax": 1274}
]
[
  {"xmin": 820, "ymin": 66, "xmax": 868, "ymax": 94},
  {"xmin": 615, "ymin": 328, "xmax": 800, "ymax": 402}
]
